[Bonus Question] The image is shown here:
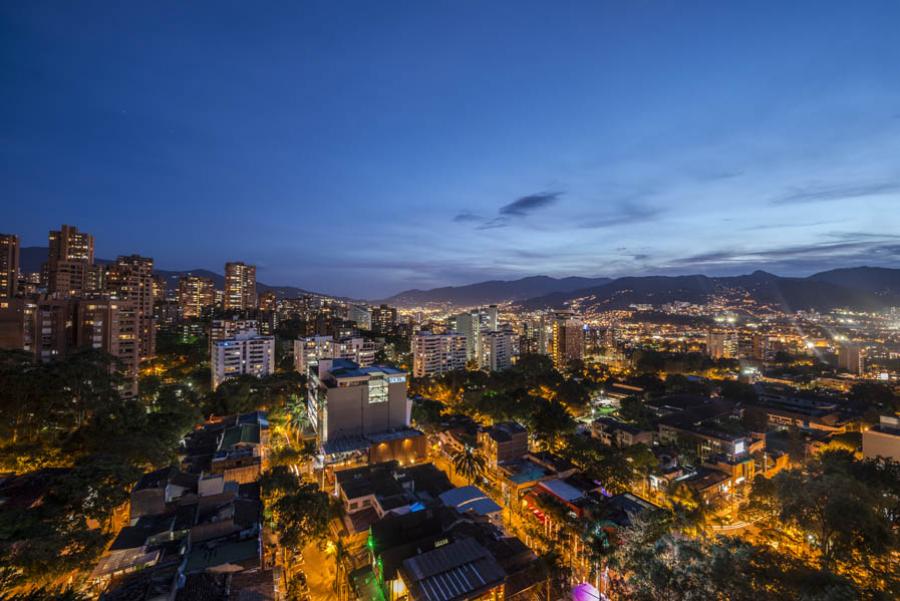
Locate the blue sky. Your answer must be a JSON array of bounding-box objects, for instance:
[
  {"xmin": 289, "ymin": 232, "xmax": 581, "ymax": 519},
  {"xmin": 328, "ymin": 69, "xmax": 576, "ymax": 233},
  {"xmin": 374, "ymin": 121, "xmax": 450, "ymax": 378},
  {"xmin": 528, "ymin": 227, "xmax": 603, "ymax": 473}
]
[{"xmin": 3, "ymin": 1, "xmax": 900, "ymax": 297}]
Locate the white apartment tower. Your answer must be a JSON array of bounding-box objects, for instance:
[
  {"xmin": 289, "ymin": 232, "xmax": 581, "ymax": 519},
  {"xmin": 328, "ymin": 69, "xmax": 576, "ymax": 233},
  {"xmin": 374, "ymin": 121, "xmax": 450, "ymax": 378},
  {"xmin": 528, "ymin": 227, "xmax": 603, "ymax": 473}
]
[
  {"xmin": 412, "ymin": 331, "xmax": 468, "ymax": 377},
  {"xmin": 211, "ymin": 329, "xmax": 275, "ymax": 389}
]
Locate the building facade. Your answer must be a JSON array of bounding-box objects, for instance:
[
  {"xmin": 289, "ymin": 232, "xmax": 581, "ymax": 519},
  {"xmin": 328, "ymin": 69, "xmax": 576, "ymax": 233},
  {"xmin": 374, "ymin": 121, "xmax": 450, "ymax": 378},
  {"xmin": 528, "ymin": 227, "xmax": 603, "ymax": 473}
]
[
  {"xmin": 46, "ymin": 224, "xmax": 95, "ymax": 297},
  {"xmin": 178, "ymin": 275, "xmax": 215, "ymax": 319},
  {"xmin": 106, "ymin": 255, "xmax": 156, "ymax": 359},
  {"xmin": 0, "ymin": 233, "xmax": 19, "ymax": 298},
  {"xmin": 224, "ymin": 262, "xmax": 257, "ymax": 311},
  {"xmin": 307, "ymin": 358, "xmax": 409, "ymax": 445},
  {"xmin": 211, "ymin": 329, "xmax": 275, "ymax": 389},
  {"xmin": 412, "ymin": 331, "xmax": 467, "ymax": 377}
]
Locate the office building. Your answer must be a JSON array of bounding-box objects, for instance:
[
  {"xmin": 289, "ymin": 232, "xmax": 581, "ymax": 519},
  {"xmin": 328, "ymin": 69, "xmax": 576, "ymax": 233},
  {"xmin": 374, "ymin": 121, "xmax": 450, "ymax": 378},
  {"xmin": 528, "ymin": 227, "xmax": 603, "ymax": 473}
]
[
  {"xmin": 551, "ymin": 311, "xmax": 584, "ymax": 369},
  {"xmin": 178, "ymin": 275, "xmax": 215, "ymax": 319},
  {"xmin": 0, "ymin": 233, "xmax": 19, "ymax": 298},
  {"xmin": 480, "ymin": 325, "xmax": 515, "ymax": 371},
  {"xmin": 211, "ymin": 328, "xmax": 275, "ymax": 390},
  {"xmin": 106, "ymin": 255, "xmax": 156, "ymax": 359},
  {"xmin": 371, "ymin": 304, "xmax": 397, "ymax": 334},
  {"xmin": 412, "ymin": 331, "xmax": 467, "ymax": 377},
  {"xmin": 46, "ymin": 224, "xmax": 95, "ymax": 296},
  {"xmin": 838, "ymin": 344, "xmax": 864, "ymax": 375},
  {"xmin": 224, "ymin": 262, "xmax": 257, "ymax": 311},
  {"xmin": 307, "ymin": 358, "xmax": 409, "ymax": 446}
]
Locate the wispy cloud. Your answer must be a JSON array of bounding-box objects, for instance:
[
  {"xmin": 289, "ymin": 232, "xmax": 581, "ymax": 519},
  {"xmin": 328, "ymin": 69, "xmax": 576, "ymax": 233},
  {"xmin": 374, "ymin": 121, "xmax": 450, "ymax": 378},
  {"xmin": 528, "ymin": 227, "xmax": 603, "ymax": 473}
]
[
  {"xmin": 454, "ymin": 190, "xmax": 563, "ymax": 229},
  {"xmin": 659, "ymin": 234, "xmax": 900, "ymax": 275},
  {"xmin": 499, "ymin": 191, "xmax": 562, "ymax": 216},
  {"xmin": 452, "ymin": 211, "xmax": 482, "ymax": 223},
  {"xmin": 771, "ymin": 180, "xmax": 900, "ymax": 205},
  {"xmin": 578, "ymin": 202, "xmax": 662, "ymax": 229}
]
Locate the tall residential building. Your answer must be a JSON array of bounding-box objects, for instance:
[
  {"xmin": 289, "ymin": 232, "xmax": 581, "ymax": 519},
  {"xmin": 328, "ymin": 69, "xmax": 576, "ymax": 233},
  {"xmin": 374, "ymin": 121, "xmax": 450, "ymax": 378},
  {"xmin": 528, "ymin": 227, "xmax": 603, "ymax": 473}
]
[
  {"xmin": 76, "ymin": 298, "xmax": 141, "ymax": 398},
  {"xmin": 211, "ymin": 328, "xmax": 275, "ymax": 390},
  {"xmin": 707, "ymin": 330, "xmax": 738, "ymax": 360},
  {"xmin": 838, "ymin": 344, "xmax": 864, "ymax": 375},
  {"xmin": 210, "ymin": 318, "xmax": 258, "ymax": 352},
  {"xmin": 480, "ymin": 325, "xmax": 515, "ymax": 372},
  {"xmin": 0, "ymin": 233, "xmax": 19, "ymax": 297},
  {"xmin": 0, "ymin": 296, "xmax": 139, "ymax": 397},
  {"xmin": 224, "ymin": 262, "xmax": 257, "ymax": 311},
  {"xmin": 307, "ymin": 358, "xmax": 409, "ymax": 445},
  {"xmin": 412, "ymin": 331, "xmax": 468, "ymax": 377},
  {"xmin": 551, "ymin": 312, "xmax": 584, "ymax": 369},
  {"xmin": 258, "ymin": 290, "xmax": 277, "ymax": 312},
  {"xmin": 450, "ymin": 311, "xmax": 481, "ymax": 362},
  {"xmin": 107, "ymin": 255, "xmax": 156, "ymax": 359},
  {"xmin": 178, "ymin": 275, "xmax": 215, "ymax": 318},
  {"xmin": 293, "ymin": 335, "xmax": 377, "ymax": 374},
  {"xmin": 47, "ymin": 224, "xmax": 95, "ymax": 296},
  {"xmin": 371, "ymin": 304, "xmax": 397, "ymax": 334},
  {"xmin": 484, "ymin": 305, "xmax": 499, "ymax": 332}
]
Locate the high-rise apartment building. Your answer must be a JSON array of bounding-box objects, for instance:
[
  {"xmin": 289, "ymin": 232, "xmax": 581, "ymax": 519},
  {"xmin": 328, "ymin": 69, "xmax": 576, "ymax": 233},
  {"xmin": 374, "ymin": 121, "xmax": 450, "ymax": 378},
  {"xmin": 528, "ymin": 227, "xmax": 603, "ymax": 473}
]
[
  {"xmin": 371, "ymin": 304, "xmax": 397, "ymax": 334},
  {"xmin": 706, "ymin": 330, "xmax": 738, "ymax": 360},
  {"xmin": 178, "ymin": 275, "xmax": 215, "ymax": 319},
  {"xmin": 551, "ymin": 312, "xmax": 584, "ymax": 369},
  {"xmin": 0, "ymin": 233, "xmax": 20, "ymax": 298},
  {"xmin": 412, "ymin": 331, "xmax": 468, "ymax": 377},
  {"xmin": 258, "ymin": 290, "xmax": 277, "ymax": 312},
  {"xmin": 838, "ymin": 344, "xmax": 864, "ymax": 375},
  {"xmin": 107, "ymin": 255, "xmax": 156, "ymax": 359},
  {"xmin": 450, "ymin": 311, "xmax": 481, "ymax": 362},
  {"xmin": 76, "ymin": 298, "xmax": 141, "ymax": 397},
  {"xmin": 0, "ymin": 296, "xmax": 139, "ymax": 396},
  {"xmin": 293, "ymin": 335, "xmax": 377, "ymax": 374},
  {"xmin": 210, "ymin": 318, "xmax": 258, "ymax": 352},
  {"xmin": 480, "ymin": 325, "xmax": 515, "ymax": 372},
  {"xmin": 224, "ymin": 262, "xmax": 257, "ymax": 311},
  {"xmin": 47, "ymin": 224, "xmax": 95, "ymax": 296},
  {"xmin": 211, "ymin": 328, "xmax": 275, "ymax": 390}
]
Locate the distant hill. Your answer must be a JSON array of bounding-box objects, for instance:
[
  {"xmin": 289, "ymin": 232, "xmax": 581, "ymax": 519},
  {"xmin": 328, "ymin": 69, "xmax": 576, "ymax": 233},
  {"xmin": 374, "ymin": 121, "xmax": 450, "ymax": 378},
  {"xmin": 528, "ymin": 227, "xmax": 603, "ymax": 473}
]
[
  {"xmin": 518, "ymin": 268, "xmax": 900, "ymax": 312},
  {"xmin": 807, "ymin": 266, "xmax": 900, "ymax": 297},
  {"xmin": 380, "ymin": 275, "xmax": 612, "ymax": 307},
  {"xmin": 19, "ymin": 246, "xmax": 319, "ymax": 299}
]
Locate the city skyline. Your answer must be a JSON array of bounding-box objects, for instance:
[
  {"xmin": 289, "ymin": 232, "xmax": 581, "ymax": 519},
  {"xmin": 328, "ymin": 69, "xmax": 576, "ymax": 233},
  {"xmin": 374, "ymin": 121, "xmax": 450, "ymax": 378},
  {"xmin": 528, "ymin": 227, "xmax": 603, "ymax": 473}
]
[{"xmin": 4, "ymin": 2, "xmax": 900, "ymax": 297}]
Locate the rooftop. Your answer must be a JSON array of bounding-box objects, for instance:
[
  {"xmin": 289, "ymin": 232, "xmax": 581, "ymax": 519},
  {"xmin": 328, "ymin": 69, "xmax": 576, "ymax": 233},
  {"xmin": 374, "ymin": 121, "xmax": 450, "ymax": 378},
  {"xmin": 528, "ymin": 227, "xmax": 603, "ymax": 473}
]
[{"xmin": 400, "ymin": 537, "xmax": 506, "ymax": 601}]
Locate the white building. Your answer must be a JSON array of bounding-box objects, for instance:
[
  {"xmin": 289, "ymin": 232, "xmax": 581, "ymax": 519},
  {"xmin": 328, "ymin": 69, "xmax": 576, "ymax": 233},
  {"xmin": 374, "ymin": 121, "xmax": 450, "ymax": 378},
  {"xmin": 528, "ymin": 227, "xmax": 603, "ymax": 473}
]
[
  {"xmin": 212, "ymin": 329, "xmax": 275, "ymax": 389},
  {"xmin": 412, "ymin": 331, "xmax": 467, "ymax": 377},
  {"xmin": 480, "ymin": 326, "xmax": 515, "ymax": 372},
  {"xmin": 210, "ymin": 318, "xmax": 258, "ymax": 352},
  {"xmin": 293, "ymin": 335, "xmax": 377, "ymax": 374}
]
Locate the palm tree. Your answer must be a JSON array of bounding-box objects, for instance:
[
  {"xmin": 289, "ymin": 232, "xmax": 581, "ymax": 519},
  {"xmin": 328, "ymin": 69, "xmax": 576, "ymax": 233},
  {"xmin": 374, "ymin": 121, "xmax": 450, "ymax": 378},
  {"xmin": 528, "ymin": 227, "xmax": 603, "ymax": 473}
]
[{"xmin": 451, "ymin": 445, "xmax": 486, "ymax": 485}]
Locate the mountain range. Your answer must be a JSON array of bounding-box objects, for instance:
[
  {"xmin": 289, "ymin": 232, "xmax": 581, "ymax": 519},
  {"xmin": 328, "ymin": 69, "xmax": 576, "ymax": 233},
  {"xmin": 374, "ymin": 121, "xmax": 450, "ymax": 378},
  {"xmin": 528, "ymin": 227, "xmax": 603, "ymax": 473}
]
[
  {"xmin": 385, "ymin": 267, "xmax": 900, "ymax": 312},
  {"xmin": 379, "ymin": 276, "xmax": 612, "ymax": 307},
  {"xmin": 20, "ymin": 246, "xmax": 900, "ymax": 311}
]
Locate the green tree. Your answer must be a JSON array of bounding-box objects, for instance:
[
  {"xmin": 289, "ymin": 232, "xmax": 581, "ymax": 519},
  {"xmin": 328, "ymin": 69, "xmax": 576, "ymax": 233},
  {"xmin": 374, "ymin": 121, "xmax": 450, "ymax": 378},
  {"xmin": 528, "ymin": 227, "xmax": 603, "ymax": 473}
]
[{"xmin": 451, "ymin": 445, "xmax": 486, "ymax": 485}]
